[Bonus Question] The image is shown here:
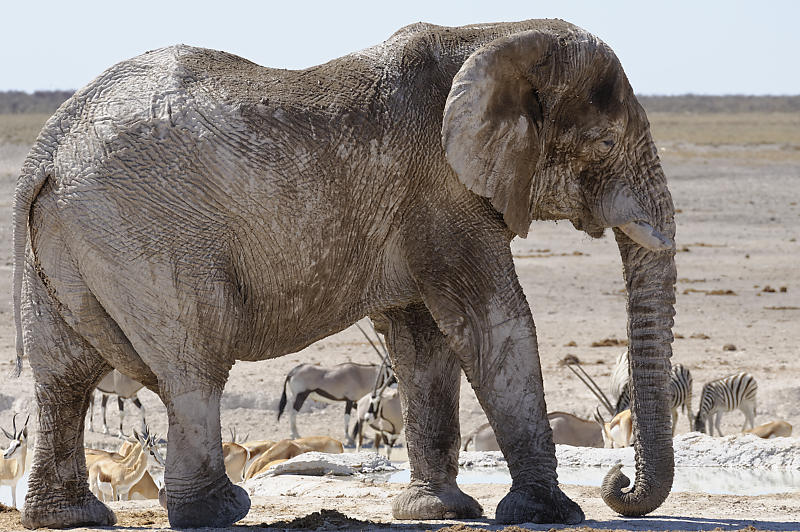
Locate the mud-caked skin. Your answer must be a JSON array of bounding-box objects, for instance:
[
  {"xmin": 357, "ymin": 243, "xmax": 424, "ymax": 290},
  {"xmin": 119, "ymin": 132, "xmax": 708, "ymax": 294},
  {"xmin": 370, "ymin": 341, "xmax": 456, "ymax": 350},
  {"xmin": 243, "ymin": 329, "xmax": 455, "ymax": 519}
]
[
  {"xmin": 392, "ymin": 481, "xmax": 483, "ymax": 520},
  {"xmin": 496, "ymin": 485, "xmax": 585, "ymax": 524},
  {"xmin": 15, "ymin": 18, "xmax": 676, "ymax": 528},
  {"xmin": 167, "ymin": 481, "xmax": 250, "ymax": 528}
]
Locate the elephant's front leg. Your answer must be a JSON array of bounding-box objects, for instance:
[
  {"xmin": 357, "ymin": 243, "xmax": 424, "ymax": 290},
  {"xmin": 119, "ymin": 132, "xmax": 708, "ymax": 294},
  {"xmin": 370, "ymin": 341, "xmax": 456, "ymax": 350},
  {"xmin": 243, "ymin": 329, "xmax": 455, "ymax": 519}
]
[
  {"xmin": 379, "ymin": 304, "xmax": 482, "ymax": 520},
  {"xmin": 457, "ymin": 307, "xmax": 583, "ymax": 524},
  {"xmin": 161, "ymin": 381, "xmax": 250, "ymax": 528},
  {"xmin": 405, "ymin": 219, "xmax": 583, "ymax": 525}
]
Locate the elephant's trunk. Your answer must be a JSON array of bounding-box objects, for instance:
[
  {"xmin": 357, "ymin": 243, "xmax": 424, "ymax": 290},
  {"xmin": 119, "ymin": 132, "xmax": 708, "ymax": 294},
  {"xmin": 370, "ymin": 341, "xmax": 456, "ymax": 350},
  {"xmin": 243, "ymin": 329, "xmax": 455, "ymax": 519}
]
[{"xmin": 602, "ymin": 168, "xmax": 676, "ymax": 516}]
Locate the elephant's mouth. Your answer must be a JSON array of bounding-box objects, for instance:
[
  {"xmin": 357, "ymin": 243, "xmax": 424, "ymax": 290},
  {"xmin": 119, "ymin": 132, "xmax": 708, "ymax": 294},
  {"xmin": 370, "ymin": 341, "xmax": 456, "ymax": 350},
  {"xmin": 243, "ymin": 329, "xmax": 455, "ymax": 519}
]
[{"xmin": 570, "ymin": 216, "xmax": 606, "ymax": 239}]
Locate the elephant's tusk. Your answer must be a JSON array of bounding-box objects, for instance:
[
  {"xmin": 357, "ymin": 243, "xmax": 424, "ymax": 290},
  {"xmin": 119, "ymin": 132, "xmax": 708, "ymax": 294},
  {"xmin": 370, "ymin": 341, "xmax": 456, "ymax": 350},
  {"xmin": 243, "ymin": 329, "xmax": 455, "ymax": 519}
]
[{"xmin": 618, "ymin": 221, "xmax": 674, "ymax": 251}]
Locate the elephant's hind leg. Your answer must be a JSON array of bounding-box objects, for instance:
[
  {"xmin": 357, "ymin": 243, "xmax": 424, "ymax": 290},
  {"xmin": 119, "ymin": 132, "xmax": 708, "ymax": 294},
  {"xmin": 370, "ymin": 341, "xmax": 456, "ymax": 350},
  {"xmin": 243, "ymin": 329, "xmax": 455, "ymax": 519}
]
[
  {"xmin": 20, "ymin": 261, "xmax": 115, "ymax": 529},
  {"xmin": 160, "ymin": 373, "xmax": 250, "ymax": 528},
  {"xmin": 378, "ymin": 304, "xmax": 483, "ymax": 520}
]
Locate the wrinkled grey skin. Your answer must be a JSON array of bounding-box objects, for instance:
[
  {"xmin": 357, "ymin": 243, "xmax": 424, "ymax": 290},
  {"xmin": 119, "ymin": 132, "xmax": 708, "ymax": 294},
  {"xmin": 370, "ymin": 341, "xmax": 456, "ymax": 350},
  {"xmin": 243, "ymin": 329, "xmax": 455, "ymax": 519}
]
[{"xmin": 14, "ymin": 19, "xmax": 676, "ymax": 528}]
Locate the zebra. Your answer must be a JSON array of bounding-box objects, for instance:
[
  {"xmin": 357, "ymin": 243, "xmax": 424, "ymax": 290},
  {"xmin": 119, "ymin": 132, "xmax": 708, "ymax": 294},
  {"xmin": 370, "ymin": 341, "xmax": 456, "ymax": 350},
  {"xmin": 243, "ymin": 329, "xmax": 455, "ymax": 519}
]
[
  {"xmin": 615, "ymin": 362, "xmax": 693, "ymax": 435},
  {"xmin": 693, "ymin": 372, "xmax": 758, "ymax": 436}
]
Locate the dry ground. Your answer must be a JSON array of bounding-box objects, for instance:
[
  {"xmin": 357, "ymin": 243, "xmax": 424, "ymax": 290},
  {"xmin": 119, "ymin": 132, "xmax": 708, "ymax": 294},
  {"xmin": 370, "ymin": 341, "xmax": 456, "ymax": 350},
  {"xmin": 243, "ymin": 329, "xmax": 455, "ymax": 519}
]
[{"xmin": 0, "ymin": 110, "xmax": 797, "ymax": 530}]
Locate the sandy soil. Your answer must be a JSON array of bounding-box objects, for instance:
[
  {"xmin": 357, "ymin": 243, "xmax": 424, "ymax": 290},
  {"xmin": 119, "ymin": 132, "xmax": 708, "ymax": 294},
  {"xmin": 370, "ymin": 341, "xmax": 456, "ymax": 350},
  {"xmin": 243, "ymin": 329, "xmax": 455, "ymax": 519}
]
[{"xmin": 0, "ymin": 121, "xmax": 798, "ymax": 530}]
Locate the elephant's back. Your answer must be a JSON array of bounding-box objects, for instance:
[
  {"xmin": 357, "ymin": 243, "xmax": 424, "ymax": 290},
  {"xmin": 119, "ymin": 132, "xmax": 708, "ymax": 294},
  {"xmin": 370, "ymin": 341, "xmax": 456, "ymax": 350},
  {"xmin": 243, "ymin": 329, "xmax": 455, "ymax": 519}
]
[{"xmin": 51, "ymin": 46, "xmax": 255, "ymax": 149}]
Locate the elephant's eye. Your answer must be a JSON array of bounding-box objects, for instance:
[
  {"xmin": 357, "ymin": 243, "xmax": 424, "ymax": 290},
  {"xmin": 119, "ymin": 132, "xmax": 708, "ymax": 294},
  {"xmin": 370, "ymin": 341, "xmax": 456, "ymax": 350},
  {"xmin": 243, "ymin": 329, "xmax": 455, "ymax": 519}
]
[{"xmin": 602, "ymin": 139, "xmax": 615, "ymax": 148}]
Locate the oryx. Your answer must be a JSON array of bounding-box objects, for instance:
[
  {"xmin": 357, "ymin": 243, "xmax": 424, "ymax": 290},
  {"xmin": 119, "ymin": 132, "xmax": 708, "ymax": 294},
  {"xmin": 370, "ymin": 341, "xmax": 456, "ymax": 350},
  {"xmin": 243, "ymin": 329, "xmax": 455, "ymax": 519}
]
[
  {"xmin": 277, "ymin": 321, "xmax": 395, "ymax": 443},
  {"xmin": 462, "ymin": 411, "xmax": 603, "ymax": 451},
  {"xmin": 277, "ymin": 362, "xmax": 386, "ymax": 442},
  {"xmin": 353, "ymin": 385, "xmax": 403, "ymax": 459},
  {"xmin": 88, "ymin": 369, "xmax": 147, "ymax": 437}
]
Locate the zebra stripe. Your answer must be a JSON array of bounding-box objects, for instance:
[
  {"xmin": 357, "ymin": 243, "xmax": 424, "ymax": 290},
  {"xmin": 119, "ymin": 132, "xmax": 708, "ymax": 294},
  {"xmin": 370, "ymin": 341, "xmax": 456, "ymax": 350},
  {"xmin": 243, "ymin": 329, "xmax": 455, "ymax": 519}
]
[
  {"xmin": 694, "ymin": 372, "xmax": 758, "ymax": 435},
  {"xmin": 615, "ymin": 363, "xmax": 693, "ymax": 414},
  {"xmin": 696, "ymin": 372, "xmax": 757, "ymax": 418}
]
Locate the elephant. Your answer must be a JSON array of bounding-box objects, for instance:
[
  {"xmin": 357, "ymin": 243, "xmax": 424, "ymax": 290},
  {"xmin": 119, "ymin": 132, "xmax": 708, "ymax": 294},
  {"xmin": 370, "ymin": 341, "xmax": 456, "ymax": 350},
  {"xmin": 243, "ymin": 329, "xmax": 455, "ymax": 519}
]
[{"xmin": 13, "ymin": 18, "xmax": 676, "ymax": 529}]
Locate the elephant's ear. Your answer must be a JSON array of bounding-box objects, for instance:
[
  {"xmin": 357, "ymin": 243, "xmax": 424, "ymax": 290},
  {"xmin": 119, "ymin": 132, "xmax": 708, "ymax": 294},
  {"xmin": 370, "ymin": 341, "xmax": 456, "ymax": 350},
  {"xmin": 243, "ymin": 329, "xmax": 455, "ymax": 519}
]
[{"xmin": 442, "ymin": 30, "xmax": 557, "ymax": 238}]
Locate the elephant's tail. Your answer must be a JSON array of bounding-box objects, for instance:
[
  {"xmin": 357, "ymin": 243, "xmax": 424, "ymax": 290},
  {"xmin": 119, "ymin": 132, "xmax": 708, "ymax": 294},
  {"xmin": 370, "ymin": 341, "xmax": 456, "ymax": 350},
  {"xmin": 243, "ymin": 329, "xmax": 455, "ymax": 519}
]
[{"xmin": 12, "ymin": 138, "xmax": 56, "ymax": 378}]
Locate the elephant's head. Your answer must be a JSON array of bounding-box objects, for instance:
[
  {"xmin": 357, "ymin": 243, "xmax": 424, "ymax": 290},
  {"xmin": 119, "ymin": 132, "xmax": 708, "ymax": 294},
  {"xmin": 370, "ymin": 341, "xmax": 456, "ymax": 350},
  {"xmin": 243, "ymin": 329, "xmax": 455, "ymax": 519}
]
[{"xmin": 442, "ymin": 22, "xmax": 676, "ymax": 516}]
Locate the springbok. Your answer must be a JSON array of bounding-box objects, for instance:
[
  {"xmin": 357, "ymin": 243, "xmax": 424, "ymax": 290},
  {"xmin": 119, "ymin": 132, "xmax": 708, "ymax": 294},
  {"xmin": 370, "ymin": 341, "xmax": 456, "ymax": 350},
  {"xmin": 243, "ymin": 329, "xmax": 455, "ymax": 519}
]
[
  {"xmin": 353, "ymin": 386, "xmax": 403, "ymax": 459},
  {"xmin": 244, "ymin": 439, "xmax": 311, "ymax": 480},
  {"xmin": 595, "ymin": 408, "xmax": 634, "ymax": 448},
  {"xmin": 107, "ymin": 442, "xmax": 161, "ymax": 500},
  {"xmin": 221, "ymin": 427, "xmax": 251, "ymax": 483},
  {"xmin": 129, "ymin": 471, "xmax": 161, "ymax": 500},
  {"xmin": 89, "ymin": 425, "xmax": 165, "ymax": 501},
  {"xmin": 1, "ymin": 414, "xmax": 29, "ymax": 507},
  {"xmin": 222, "ymin": 441, "xmax": 250, "ymax": 483},
  {"xmin": 87, "ymin": 440, "xmax": 141, "ymax": 500},
  {"xmin": 86, "ymin": 439, "xmax": 160, "ymax": 500},
  {"xmin": 241, "ymin": 436, "xmax": 344, "ymax": 480},
  {"xmin": 240, "ymin": 439, "xmax": 276, "ymax": 475},
  {"xmin": 744, "ymin": 420, "xmax": 792, "ymax": 439},
  {"xmin": 277, "ymin": 362, "xmax": 386, "ymax": 441},
  {"xmin": 110, "ymin": 439, "xmax": 162, "ymax": 499},
  {"xmin": 88, "ymin": 369, "xmax": 146, "ymax": 436},
  {"xmin": 85, "ymin": 431, "xmax": 156, "ymax": 471},
  {"xmin": 294, "ymin": 436, "xmax": 345, "ymax": 454},
  {"xmin": 462, "ymin": 411, "xmax": 603, "ymax": 451}
]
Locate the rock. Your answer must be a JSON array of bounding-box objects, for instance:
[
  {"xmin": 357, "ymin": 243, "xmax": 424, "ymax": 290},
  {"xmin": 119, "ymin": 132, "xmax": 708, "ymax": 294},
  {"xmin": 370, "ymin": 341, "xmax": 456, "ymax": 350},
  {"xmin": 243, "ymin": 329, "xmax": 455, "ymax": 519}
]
[{"xmin": 250, "ymin": 451, "xmax": 396, "ymax": 479}]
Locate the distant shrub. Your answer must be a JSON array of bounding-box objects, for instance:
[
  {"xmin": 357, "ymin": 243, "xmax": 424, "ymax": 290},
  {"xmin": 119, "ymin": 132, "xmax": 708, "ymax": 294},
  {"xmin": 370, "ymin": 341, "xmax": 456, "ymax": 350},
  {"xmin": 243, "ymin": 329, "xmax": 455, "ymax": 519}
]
[
  {"xmin": 638, "ymin": 95, "xmax": 800, "ymax": 113},
  {"xmin": 2, "ymin": 91, "xmax": 799, "ymax": 115},
  {"xmin": 0, "ymin": 90, "xmax": 74, "ymax": 114}
]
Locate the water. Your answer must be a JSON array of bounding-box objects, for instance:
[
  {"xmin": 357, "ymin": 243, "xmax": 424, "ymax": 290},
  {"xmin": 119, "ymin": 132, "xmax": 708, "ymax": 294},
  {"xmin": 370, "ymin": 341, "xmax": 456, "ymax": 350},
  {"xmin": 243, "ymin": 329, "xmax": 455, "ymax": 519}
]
[{"xmin": 385, "ymin": 465, "xmax": 800, "ymax": 496}]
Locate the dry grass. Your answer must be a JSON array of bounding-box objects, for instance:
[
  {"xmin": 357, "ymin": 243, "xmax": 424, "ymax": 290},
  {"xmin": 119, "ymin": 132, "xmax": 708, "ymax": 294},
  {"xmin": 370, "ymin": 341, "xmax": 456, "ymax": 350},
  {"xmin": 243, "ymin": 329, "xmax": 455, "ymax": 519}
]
[
  {"xmin": 649, "ymin": 112, "xmax": 800, "ymax": 145},
  {"xmin": 0, "ymin": 113, "xmax": 50, "ymax": 145},
  {"xmin": 648, "ymin": 112, "xmax": 800, "ymax": 161}
]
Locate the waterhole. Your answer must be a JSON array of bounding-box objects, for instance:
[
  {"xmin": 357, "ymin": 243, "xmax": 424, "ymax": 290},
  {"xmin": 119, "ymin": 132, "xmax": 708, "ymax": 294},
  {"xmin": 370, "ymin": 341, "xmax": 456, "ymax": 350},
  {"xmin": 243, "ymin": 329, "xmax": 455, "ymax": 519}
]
[
  {"xmin": 385, "ymin": 465, "xmax": 800, "ymax": 496},
  {"xmin": 3, "ymin": 463, "xmax": 797, "ymax": 508}
]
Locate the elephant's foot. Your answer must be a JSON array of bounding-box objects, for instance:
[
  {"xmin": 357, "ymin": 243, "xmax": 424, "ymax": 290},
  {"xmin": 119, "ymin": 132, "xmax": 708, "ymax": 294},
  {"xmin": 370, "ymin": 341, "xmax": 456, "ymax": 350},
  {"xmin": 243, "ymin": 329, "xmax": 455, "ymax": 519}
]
[
  {"xmin": 167, "ymin": 481, "xmax": 250, "ymax": 528},
  {"xmin": 495, "ymin": 484, "xmax": 583, "ymax": 524},
  {"xmin": 21, "ymin": 494, "xmax": 116, "ymax": 529},
  {"xmin": 392, "ymin": 481, "xmax": 483, "ymax": 520}
]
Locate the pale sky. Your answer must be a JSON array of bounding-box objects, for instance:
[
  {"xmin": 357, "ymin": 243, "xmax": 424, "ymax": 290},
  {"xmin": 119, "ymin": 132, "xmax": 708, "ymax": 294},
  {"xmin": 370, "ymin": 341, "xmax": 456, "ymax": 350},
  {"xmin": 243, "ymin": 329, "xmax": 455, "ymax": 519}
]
[{"xmin": 3, "ymin": 0, "xmax": 798, "ymax": 95}]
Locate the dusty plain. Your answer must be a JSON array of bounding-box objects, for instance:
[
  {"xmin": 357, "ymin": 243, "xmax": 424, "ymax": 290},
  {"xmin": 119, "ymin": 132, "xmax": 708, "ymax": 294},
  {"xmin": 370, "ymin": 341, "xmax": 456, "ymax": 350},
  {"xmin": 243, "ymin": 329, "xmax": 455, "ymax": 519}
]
[{"xmin": 0, "ymin": 108, "xmax": 798, "ymax": 530}]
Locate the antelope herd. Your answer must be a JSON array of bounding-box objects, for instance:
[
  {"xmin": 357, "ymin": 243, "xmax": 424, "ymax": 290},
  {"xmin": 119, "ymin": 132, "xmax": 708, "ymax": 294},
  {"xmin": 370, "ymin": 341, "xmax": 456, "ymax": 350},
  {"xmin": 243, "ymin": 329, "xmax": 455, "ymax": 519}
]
[
  {"xmin": 463, "ymin": 352, "xmax": 791, "ymax": 452},
  {"xmin": 1, "ymin": 337, "xmax": 795, "ymax": 507}
]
